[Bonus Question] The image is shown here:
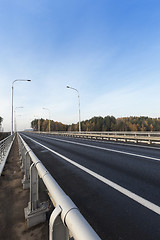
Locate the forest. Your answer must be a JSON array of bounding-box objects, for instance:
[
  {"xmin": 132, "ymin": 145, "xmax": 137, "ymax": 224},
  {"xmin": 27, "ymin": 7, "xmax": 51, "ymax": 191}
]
[
  {"xmin": 0, "ymin": 117, "xmax": 9, "ymax": 140},
  {"xmin": 0, "ymin": 116, "xmax": 3, "ymax": 125},
  {"xmin": 31, "ymin": 116, "xmax": 160, "ymax": 132}
]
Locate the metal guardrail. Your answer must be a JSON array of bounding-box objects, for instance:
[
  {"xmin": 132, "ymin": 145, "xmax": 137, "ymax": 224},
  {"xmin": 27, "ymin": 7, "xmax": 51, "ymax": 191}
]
[
  {"xmin": 36, "ymin": 131, "xmax": 160, "ymax": 145},
  {"xmin": 0, "ymin": 134, "xmax": 15, "ymax": 176},
  {"xmin": 78, "ymin": 131, "xmax": 160, "ymax": 136},
  {"xmin": 18, "ymin": 133, "xmax": 101, "ymax": 240},
  {"xmin": 34, "ymin": 131, "xmax": 160, "ymax": 136}
]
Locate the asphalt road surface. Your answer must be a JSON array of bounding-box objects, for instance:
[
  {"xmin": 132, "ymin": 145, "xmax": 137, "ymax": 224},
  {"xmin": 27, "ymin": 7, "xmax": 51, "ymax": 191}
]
[{"xmin": 20, "ymin": 132, "xmax": 160, "ymax": 240}]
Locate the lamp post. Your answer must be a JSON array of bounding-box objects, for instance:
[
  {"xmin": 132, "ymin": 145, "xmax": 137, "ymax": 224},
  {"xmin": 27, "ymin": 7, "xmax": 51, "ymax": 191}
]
[
  {"xmin": 14, "ymin": 106, "xmax": 23, "ymax": 132},
  {"xmin": 11, "ymin": 79, "xmax": 31, "ymax": 135},
  {"xmin": 43, "ymin": 108, "xmax": 50, "ymax": 133},
  {"xmin": 67, "ymin": 86, "xmax": 81, "ymax": 132}
]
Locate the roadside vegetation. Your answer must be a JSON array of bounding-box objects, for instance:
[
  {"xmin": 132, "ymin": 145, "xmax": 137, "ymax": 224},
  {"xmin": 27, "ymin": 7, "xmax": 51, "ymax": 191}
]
[
  {"xmin": 31, "ymin": 116, "xmax": 160, "ymax": 132},
  {"xmin": 0, "ymin": 116, "xmax": 10, "ymax": 140}
]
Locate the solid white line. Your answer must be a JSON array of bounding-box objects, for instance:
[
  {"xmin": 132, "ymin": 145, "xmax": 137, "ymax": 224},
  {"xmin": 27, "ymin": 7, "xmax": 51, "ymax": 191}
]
[
  {"xmin": 42, "ymin": 135, "xmax": 160, "ymax": 163},
  {"xmin": 22, "ymin": 133, "xmax": 160, "ymax": 215}
]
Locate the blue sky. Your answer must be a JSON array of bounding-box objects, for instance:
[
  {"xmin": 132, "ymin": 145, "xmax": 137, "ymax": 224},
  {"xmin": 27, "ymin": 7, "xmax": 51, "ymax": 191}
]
[{"xmin": 0, "ymin": 0, "xmax": 160, "ymax": 131}]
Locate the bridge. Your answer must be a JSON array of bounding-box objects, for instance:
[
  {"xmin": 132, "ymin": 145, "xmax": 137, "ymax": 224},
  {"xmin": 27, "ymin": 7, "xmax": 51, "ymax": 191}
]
[{"xmin": 1, "ymin": 131, "xmax": 160, "ymax": 240}]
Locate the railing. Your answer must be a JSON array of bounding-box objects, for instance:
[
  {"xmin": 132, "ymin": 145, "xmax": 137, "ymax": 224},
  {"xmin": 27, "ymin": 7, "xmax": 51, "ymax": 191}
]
[
  {"xmin": 18, "ymin": 133, "xmax": 101, "ymax": 240},
  {"xmin": 33, "ymin": 131, "xmax": 160, "ymax": 136},
  {"xmin": 35, "ymin": 131, "xmax": 160, "ymax": 145},
  {"xmin": 0, "ymin": 134, "xmax": 15, "ymax": 176}
]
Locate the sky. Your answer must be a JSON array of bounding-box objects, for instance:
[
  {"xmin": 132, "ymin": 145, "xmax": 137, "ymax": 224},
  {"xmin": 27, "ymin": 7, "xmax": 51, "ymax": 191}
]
[{"xmin": 0, "ymin": 0, "xmax": 160, "ymax": 131}]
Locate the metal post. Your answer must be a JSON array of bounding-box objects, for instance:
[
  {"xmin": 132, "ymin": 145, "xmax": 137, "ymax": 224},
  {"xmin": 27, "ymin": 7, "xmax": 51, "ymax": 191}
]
[
  {"xmin": 24, "ymin": 161, "xmax": 49, "ymax": 228},
  {"xmin": 20, "ymin": 146, "xmax": 26, "ymax": 173},
  {"xmin": 49, "ymin": 206, "xmax": 69, "ymax": 240},
  {"xmin": 78, "ymin": 93, "xmax": 81, "ymax": 132},
  {"xmin": 22, "ymin": 151, "xmax": 31, "ymax": 189},
  {"xmin": 11, "ymin": 84, "xmax": 13, "ymax": 135},
  {"xmin": 29, "ymin": 163, "xmax": 39, "ymax": 211},
  {"xmin": 11, "ymin": 79, "xmax": 31, "ymax": 135},
  {"xmin": 67, "ymin": 86, "xmax": 81, "ymax": 132}
]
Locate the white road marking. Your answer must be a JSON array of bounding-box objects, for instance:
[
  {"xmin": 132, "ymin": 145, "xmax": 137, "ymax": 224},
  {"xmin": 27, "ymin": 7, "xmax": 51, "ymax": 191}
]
[
  {"xmin": 22, "ymin": 133, "xmax": 160, "ymax": 215},
  {"xmin": 41, "ymin": 135, "xmax": 160, "ymax": 163}
]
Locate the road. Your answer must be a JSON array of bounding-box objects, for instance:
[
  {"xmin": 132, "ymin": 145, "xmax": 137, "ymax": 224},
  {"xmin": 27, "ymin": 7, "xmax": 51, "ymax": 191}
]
[{"xmin": 20, "ymin": 132, "xmax": 160, "ymax": 240}]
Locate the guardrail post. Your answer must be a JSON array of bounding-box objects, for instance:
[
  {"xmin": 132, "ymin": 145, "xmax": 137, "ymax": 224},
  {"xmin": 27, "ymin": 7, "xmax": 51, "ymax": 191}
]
[
  {"xmin": 24, "ymin": 163, "xmax": 49, "ymax": 228},
  {"xmin": 49, "ymin": 206, "xmax": 69, "ymax": 240},
  {"xmin": 0, "ymin": 143, "xmax": 2, "ymax": 161},
  {"xmin": 2, "ymin": 141, "xmax": 5, "ymax": 155},
  {"xmin": 22, "ymin": 151, "xmax": 31, "ymax": 189},
  {"xmin": 20, "ymin": 146, "xmax": 25, "ymax": 173}
]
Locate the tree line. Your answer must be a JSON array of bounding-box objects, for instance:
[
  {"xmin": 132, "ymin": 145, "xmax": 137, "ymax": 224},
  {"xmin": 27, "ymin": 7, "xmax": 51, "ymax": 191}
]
[
  {"xmin": 0, "ymin": 116, "xmax": 3, "ymax": 126},
  {"xmin": 0, "ymin": 116, "xmax": 3, "ymax": 132},
  {"xmin": 31, "ymin": 116, "xmax": 160, "ymax": 132},
  {"xmin": 0, "ymin": 116, "xmax": 10, "ymax": 139}
]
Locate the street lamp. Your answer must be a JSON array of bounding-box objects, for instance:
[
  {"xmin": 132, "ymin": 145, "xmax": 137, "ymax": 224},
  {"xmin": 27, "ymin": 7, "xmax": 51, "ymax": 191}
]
[
  {"xmin": 67, "ymin": 85, "xmax": 81, "ymax": 132},
  {"xmin": 11, "ymin": 79, "xmax": 31, "ymax": 135},
  {"xmin": 14, "ymin": 106, "xmax": 23, "ymax": 132},
  {"xmin": 43, "ymin": 108, "xmax": 50, "ymax": 133}
]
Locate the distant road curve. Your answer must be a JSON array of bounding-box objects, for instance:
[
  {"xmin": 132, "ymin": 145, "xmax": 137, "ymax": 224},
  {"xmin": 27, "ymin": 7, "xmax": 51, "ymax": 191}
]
[{"xmin": 20, "ymin": 132, "xmax": 160, "ymax": 240}]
